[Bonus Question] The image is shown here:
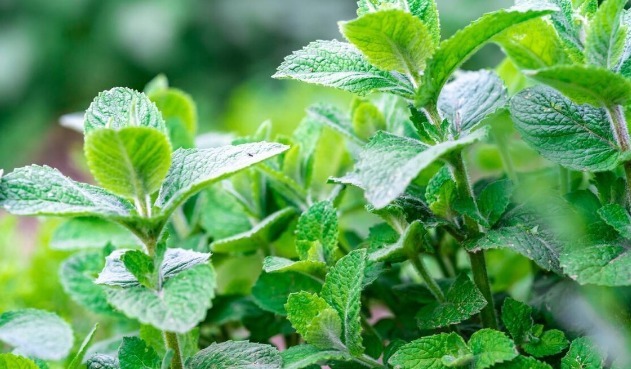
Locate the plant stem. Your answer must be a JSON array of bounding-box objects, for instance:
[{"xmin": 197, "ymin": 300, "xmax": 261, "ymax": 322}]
[
  {"xmin": 353, "ymin": 353, "xmax": 386, "ymax": 368},
  {"xmin": 559, "ymin": 166, "xmax": 571, "ymax": 195},
  {"xmin": 450, "ymin": 153, "xmax": 499, "ymax": 329},
  {"xmin": 410, "ymin": 255, "xmax": 445, "ymax": 303},
  {"xmin": 424, "ymin": 104, "xmax": 442, "ymax": 130},
  {"xmin": 606, "ymin": 105, "xmax": 631, "ymax": 207},
  {"xmin": 164, "ymin": 332, "xmax": 184, "ymax": 369},
  {"xmin": 491, "ymin": 128, "xmax": 518, "ymax": 185}
]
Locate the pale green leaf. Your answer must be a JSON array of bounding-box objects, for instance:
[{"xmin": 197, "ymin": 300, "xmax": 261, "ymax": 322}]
[
  {"xmin": 416, "ymin": 274, "xmax": 487, "ymax": 330},
  {"xmin": 144, "ymin": 74, "xmax": 168, "ymax": 95},
  {"xmin": 304, "ymin": 308, "xmax": 345, "ymax": 352},
  {"xmin": 286, "ymin": 292, "xmax": 332, "ymax": 340},
  {"xmin": 585, "ymin": 0, "xmax": 627, "ymax": 69},
  {"xmin": 510, "ymin": 85, "xmax": 622, "ymax": 172},
  {"xmin": 60, "ymin": 251, "xmax": 116, "ymax": 315},
  {"xmin": 340, "ymin": 10, "xmax": 435, "ymax": 82},
  {"xmin": 560, "ymin": 239, "xmax": 631, "ymax": 286},
  {"xmin": 86, "ymin": 354, "xmax": 119, "ymax": 369},
  {"xmin": 148, "ymin": 88, "xmax": 197, "ymax": 149},
  {"xmin": 85, "ymin": 127, "xmax": 172, "ymax": 201},
  {"xmin": 51, "ymin": 217, "xmax": 141, "ymax": 250},
  {"xmin": 438, "ymin": 70, "xmax": 507, "ymax": 135},
  {"xmin": 273, "ymin": 40, "xmax": 414, "ymax": 97},
  {"xmin": 118, "ymin": 337, "xmax": 160, "ymax": 369},
  {"xmin": 187, "ymin": 341, "xmax": 282, "ymax": 369},
  {"xmin": 320, "ymin": 249, "xmax": 367, "ymax": 356},
  {"xmin": 356, "ymin": 0, "xmax": 440, "ymax": 45},
  {"xmin": 296, "ymin": 201, "xmax": 339, "ymax": 264},
  {"xmin": 0, "ymin": 354, "xmax": 39, "ymax": 369},
  {"xmin": 0, "ymin": 309, "xmax": 74, "ymax": 360},
  {"xmin": 388, "ymin": 333, "xmax": 472, "ymax": 369},
  {"xmin": 104, "ymin": 264, "xmax": 215, "ymax": 333},
  {"xmin": 198, "ymin": 187, "xmax": 251, "ymax": 240},
  {"xmin": 417, "ymin": 6, "xmax": 555, "ymax": 106},
  {"xmin": 561, "ymin": 337, "xmax": 604, "ymax": 369},
  {"xmin": 334, "ymin": 129, "xmax": 486, "ymax": 209},
  {"xmin": 263, "ymin": 256, "xmax": 327, "ymax": 277},
  {"xmin": 84, "ymin": 87, "xmax": 167, "ymax": 135},
  {"xmin": 0, "ymin": 165, "xmax": 133, "ymax": 219},
  {"xmin": 425, "ymin": 166, "xmax": 456, "ymax": 218},
  {"xmin": 597, "ymin": 203, "xmax": 631, "ymax": 239},
  {"xmin": 156, "ymin": 142, "xmax": 289, "ymax": 215},
  {"xmin": 306, "ymin": 104, "xmax": 364, "ymax": 145},
  {"xmin": 211, "ymin": 207, "xmax": 296, "ymax": 254},
  {"xmin": 526, "ymin": 65, "xmax": 631, "ymax": 106},
  {"xmin": 68, "ymin": 324, "xmax": 99, "ymax": 369},
  {"xmin": 281, "ymin": 344, "xmax": 351, "ymax": 369},
  {"xmin": 252, "ymin": 272, "xmax": 322, "ymax": 316},
  {"xmin": 352, "ymin": 98, "xmax": 387, "ymax": 141},
  {"xmin": 494, "ymin": 18, "xmax": 569, "ymax": 69},
  {"xmin": 469, "ymin": 329, "xmax": 518, "ymax": 369}
]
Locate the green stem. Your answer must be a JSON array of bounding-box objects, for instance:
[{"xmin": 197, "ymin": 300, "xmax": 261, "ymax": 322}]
[
  {"xmin": 353, "ymin": 353, "xmax": 386, "ymax": 368},
  {"xmin": 450, "ymin": 153, "xmax": 499, "ymax": 329},
  {"xmin": 491, "ymin": 128, "xmax": 518, "ymax": 184},
  {"xmin": 164, "ymin": 332, "xmax": 184, "ymax": 369},
  {"xmin": 410, "ymin": 255, "xmax": 446, "ymax": 303},
  {"xmin": 559, "ymin": 166, "xmax": 571, "ymax": 195},
  {"xmin": 171, "ymin": 208, "xmax": 191, "ymax": 239},
  {"xmin": 424, "ymin": 104, "xmax": 442, "ymax": 130},
  {"xmin": 605, "ymin": 105, "xmax": 631, "ymax": 208}
]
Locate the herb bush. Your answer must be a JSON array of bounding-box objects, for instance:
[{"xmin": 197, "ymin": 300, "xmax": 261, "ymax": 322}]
[{"xmin": 1, "ymin": 0, "xmax": 631, "ymax": 368}]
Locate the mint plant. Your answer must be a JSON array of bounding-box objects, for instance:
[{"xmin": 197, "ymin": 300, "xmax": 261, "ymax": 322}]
[{"xmin": 1, "ymin": 0, "xmax": 630, "ymax": 369}]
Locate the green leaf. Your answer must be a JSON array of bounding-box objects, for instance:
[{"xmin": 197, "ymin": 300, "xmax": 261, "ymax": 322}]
[
  {"xmin": 0, "ymin": 165, "xmax": 133, "ymax": 219},
  {"xmin": 84, "ymin": 87, "xmax": 167, "ymax": 135},
  {"xmin": 466, "ymin": 225, "xmax": 563, "ymax": 274},
  {"xmin": 494, "ymin": 18, "xmax": 569, "ymax": 69},
  {"xmin": 352, "ymin": 99, "xmax": 387, "ymax": 141},
  {"xmin": 388, "ymin": 333, "xmax": 472, "ymax": 369},
  {"xmin": 187, "ymin": 341, "xmax": 282, "ymax": 369},
  {"xmin": 356, "ymin": 0, "xmax": 440, "ymax": 45},
  {"xmin": 524, "ymin": 329, "xmax": 569, "ymax": 357},
  {"xmin": 585, "ymin": 0, "xmax": 627, "ymax": 69},
  {"xmin": 560, "ymin": 239, "xmax": 631, "ymax": 286},
  {"xmin": 597, "ymin": 203, "xmax": 631, "ymax": 239},
  {"xmin": 263, "ymin": 257, "xmax": 327, "ymax": 277},
  {"xmin": 469, "ymin": 329, "xmax": 518, "ymax": 369},
  {"xmin": 369, "ymin": 220, "xmax": 427, "ymax": 262},
  {"xmin": 416, "ymin": 274, "xmax": 487, "ymax": 330},
  {"xmin": 51, "ymin": 217, "xmax": 141, "ymax": 250},
  {"xmin": 320, "ymin": 249, "xmax": 367, "ymax": 356},
  {"xmin": 286, "ymin": 292, "xmax": 332, "ymax": 339},
  {"xmin": 198, "ymin": 187, "xmax": 251, "ymax": 240},
  {"xmin": 417, "ymin": 6, "xmax": 555, "ymax": 106},
  {"xmin": 0, "ymin": 354, "xmax": 39, "ymax": 369},
  {"xmin": 438, "ymin": 70, "xmax": 507, "ymax": 135},
  {"xmin": 561, "ymin": 337, "xmax": 604, "ymax": 369},
  {"xmin": 510, "ymin": 86, "xmax": 622, "ymax": 172},
  {"xmin": 118, "ymin": 337, "xmax": 160, "ymax": 369},
  {"xmin": 252, "ymin": 272, "xmax": 322, "ymax": 316},
  {"xmin": 121, "ymin": 250, "xmax": 155, "ymax": 288},
  {"xmin": 86, "ymin": 355, "xmax": 119, "ymax": 369},
  {"xmin": 60, "ymin": 251, "xmax": 115, "ymax": 315},
  {"xmin": 425, "ymin": 165, "xmax": 456, "ymax": 218},
  {"xmin": 493, "ymin": 356, "xmax": 553, "ymax": 369},
  {"xmin": 273, "ymin": 40, "xmax": 414, "ymax": 97},
  {"xmin": 334, "ymin": 129, "xmax": 486, "ymax": 209},
  {"xmin": 296, "ymin": 201, "xmax": 339, "ymax": 264},
  {"xmin": 501, "ymin": 298, "xmax": 532, "ymax": 345},
  {"xmin": 476, "ymin": 179, "xmax": 514, "ymax": 227},
  {"xmin": 156, "ymin": 142, "xmax": 289, "ymax": 215},
  {"xmin": 104, "ymin": 264, "xmax": 215, "ymax": 333},
  {"xmin": 281, "ymin": 344, "xmax": 351, "ymax": 369},
  {"xmin": 148, "ymin": 88, "xmax": 197, "ymax": 149},
  {"xmin": 0, "ymin": 309, "xmax": 74, "ymax": 360},
  {"xmin": 304, "ymin": 308, "xmax": 345, "ymax": 352},
  {"xmin": 85, "ymin": 127, "xmax": 172, "ymax": 201},
  {"xmin": 306, "ymin": 104, "xmax": 364, "ymax": 146},
  {"xmin": 340, "ymin": 10, "xmax": 435, "ymax": 83},
  {"xmin": 526, "ymin": 65, "xmax": 631, "ymax": 106},
  {"xmin": 211, "ymin": 207, "xmax": 296, "ymax": 254},
  {"xmin": 68, "ymin": 324, "xmax": 99, "ymax": 369}
]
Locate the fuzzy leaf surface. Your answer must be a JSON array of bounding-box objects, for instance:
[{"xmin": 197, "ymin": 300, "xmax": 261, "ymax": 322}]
[
  {"xmin": 0, "ymin": 309, "xmax": 74, "ymax": 360},
  {"xmin": 510, "ymin": 86, "xmax": 621, "ymax": 172},
  {"xmin": 187, "ymin": 341, "xmax": 282, "ymax": 369},
  {"xmin": 84, "ymin": 87, "xmax": 167, "ymax": 135},
  {"xmin": 273, "ymin": 40, "xmax": 414, "ymax": 97},
  {"xmin": 334, "ymin": 129, "xmax": 485, "ymax": 209},
  {"xmin": 469, "ymin": 329, "xmax": 518, "ymax": 369},
  {"xmin": 296, "ymin": 201, "xmax": 339, "ymax": 264},
  {"xmin": 60, "ymin": 251, "xmax": 115, "ymax": 315},
  {"xmin": 585, "ymin": 0, "xmax": 627, "ymax": 69},
  {"xmin": 118, "ymin": 337, "xmax": 160, "ymax": 369},
  {"xmin": 388, "ymin": 333, "xmax": 471, "ymax": 369},
  {"xmin": 156, "ymin": 143, "xmax": 288, "ymax": 214},
  {"xmin": 0, "ymin": 165, "xmax": 133, "ymax": 219},
  {"xmin": 281, "ymin": 344, "xmax": 351, "ymax": 369}
]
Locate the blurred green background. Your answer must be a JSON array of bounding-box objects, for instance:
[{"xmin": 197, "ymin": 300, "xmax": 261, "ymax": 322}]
[{"xmin": 0, "ymin": 0, "xmax": 511, "ymax": 171}]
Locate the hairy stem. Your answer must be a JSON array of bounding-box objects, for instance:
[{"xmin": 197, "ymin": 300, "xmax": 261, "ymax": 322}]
[
  {"xmin": 450, "ymin": 153, "xmax": 499, "ymax": 329},
  {"xmin": 410, "ymin": 255, "xmax": 446, "ymax": 303},
  {"xmin": 164, "ymin": 332, "xmax": 184, "ymax": 369},
  {"xmin": 353, "ymin": 353, "xmax": 386, "ymax": 368},
  {"xmin": 606, "ymin": 105, "xmax": 631, "ymax": 207}
]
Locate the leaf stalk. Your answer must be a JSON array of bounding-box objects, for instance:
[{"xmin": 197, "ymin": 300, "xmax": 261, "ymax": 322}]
[{"xmin": 164, "ymin": 332, "xmax": 184, "ymax": 369}]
